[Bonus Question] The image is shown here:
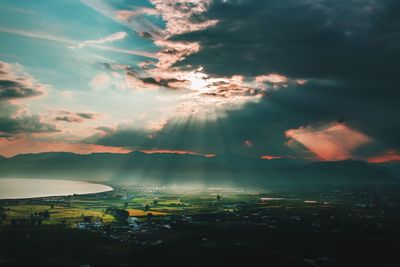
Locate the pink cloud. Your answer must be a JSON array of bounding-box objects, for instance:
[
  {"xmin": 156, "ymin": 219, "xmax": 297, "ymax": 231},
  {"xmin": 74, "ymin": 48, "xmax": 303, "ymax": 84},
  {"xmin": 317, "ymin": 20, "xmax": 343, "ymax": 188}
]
[
  {"xmin": 295, "ymin": 79, "xmax": 307, "ymax": 85},
  {"xmin": 260, "ymin": 155, "xmax": 285, "ymax": 160},
  {"xmin": 154, "ymin": 39, "xmax": 200, "ymax": 70},
  {"xmin": 254, "ymin": 73, "xmax": 288, "ymax": 84},
  {"xmin": 366, "ymin": 150, "xmax": 400, "ymax": 163},
  {"xmin": 285, "ymin": 122, "xmax": 371, "ymax": 161},
  {"xmin": 150, "ymin": 0, "xmax": 218, "ymax": 36}
]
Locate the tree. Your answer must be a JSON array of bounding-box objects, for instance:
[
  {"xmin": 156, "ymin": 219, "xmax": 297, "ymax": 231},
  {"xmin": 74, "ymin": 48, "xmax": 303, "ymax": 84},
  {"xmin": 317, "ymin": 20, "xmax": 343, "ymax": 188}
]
[
  {"xmin": 105, "ymin": 208, "xmax": 129, "ymax": 221},
  {"xmin": 0, "ymin": 206, "xmax": 5, "ymax": 220},
  {"xmin": 41, "ymin": 211, "xmax": 50, "ymax": 219}
]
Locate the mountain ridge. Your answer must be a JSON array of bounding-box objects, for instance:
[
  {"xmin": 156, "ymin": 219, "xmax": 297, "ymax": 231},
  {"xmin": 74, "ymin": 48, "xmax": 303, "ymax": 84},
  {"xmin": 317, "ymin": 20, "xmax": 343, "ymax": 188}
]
[{"xmin": 0, "ymin": 152, "xmax": 397, "ymax": 185}]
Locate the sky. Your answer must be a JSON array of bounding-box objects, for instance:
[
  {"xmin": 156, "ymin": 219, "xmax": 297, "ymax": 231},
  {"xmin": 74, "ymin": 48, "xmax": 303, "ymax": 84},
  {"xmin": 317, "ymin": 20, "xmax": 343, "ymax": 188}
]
[{"xmin": 0, "ymin": 0, "xmax": 399, "ymax": 162}]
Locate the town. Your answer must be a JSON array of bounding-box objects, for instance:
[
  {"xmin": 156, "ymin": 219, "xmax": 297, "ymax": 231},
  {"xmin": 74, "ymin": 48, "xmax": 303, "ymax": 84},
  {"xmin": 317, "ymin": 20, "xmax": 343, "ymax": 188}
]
[{"xmin": 1, "ymin": 183, "xmax": 400, "ymax": 266}]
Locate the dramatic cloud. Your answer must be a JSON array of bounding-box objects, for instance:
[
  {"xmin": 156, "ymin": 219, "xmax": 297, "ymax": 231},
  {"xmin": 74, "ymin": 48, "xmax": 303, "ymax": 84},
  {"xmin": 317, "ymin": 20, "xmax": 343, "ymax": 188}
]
[
  {"xmin": 177, "ymin": 0, "xmax": 397, "ymax": 78},
  {"xmin": 86, "ymin": 0, "xmax": 292, "ymax": 118},
  {"xmin": 86, "ymin": 0, "xmax": 399, "ymax": 159},
  {"xmin": 164, "ymin": 0, "xmax": 400, "ymax": 155},
  {"xmin": 286, "ymin": 123, "xmax": 372, "ymax": 161},
  {"xmin": 1, "ymin": 0, "xmax": 399, "ymax": 161}
]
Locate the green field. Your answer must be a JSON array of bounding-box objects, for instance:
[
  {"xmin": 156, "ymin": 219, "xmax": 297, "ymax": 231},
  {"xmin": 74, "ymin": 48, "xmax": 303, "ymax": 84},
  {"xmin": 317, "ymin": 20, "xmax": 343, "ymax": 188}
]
[{"xmin": 2, "ymin": 204, "xmax": 115, "ymax": 226}]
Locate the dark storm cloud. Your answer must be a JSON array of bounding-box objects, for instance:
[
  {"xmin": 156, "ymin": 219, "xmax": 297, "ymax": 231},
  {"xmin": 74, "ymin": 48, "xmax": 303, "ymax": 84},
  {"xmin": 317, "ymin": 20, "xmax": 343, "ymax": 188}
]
[
  {"xmin": 138, "ymin": 76, "xmax": 190, "ymax": 90},
  {"xmin": 177, "ymin": 0, "xmax": 399, "ymax": 79},
  {"xmin": 55, "ymin": 116, "xmax": 84, "ymax": 123},
  {"xmin": 54, "ymin": 111, "xmax": 99, "ymax": 123},
  {"xmin": 0, "ymin": 80, "xmax": 44, "ymax": 100},
  {"xmin": 77, "ymin": 113, "xmax": 96, "ymax": 119},
  {"xmin": 105, "ymin": 63, "xmax": 192, "ymax": 90},
  {"xmin": 0, "ymin": 62, "xmax": 45, "ymax": 100},
  {"xmin": 173, "ymin": 0, "xmax": 400, "ymax": 153},
  {"xmin": 0, "ymin": 102, "xmax": 57, "ymax": 134},
  {"xmin": 87, "ymin": 127, "xmax": 154, "ymax": 148},
  {"xmin": 94, "ymin": 0, "xmax": 399, "ymax": 159}
]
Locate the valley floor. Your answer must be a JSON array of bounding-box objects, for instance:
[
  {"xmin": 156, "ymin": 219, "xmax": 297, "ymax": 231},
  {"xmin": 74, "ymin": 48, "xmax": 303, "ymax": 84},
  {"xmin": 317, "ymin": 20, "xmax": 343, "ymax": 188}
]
[{"xmin": 1, "ymin": 184, "xmax": 400, "ymax": 267}]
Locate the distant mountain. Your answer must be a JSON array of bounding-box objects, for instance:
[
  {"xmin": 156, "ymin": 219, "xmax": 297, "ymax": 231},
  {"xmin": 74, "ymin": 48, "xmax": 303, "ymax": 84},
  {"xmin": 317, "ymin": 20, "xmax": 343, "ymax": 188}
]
[
  {"xmin": 376, "ymin": 160, "xmax": 400, "ymax": 178},
  {"xmin": 292, "ymin": 160, "xmax": 395, "ymax": 182},
  {"xmin": 0, "ymin": 152, "xmax": 398, "ymax": 186}
]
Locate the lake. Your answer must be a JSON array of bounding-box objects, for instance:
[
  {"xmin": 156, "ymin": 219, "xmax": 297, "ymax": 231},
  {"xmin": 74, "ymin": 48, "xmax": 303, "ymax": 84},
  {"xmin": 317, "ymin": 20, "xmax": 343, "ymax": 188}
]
[{"xmin": 0, "ymin": 178, "xmax": 113, "ymax": 200}]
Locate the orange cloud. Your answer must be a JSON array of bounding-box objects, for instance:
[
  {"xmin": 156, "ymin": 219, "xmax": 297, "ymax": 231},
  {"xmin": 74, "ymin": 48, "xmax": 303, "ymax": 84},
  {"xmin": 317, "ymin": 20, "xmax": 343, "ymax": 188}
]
[
  {"xmin": 367, "ymin": 150, "xmax": 400, "ymax": 163},
  {"xmin": 260, "ymin": 155, "xmax": 285, "ymax": 160},
  {"xmin": 286, "ymin": 123, "xmax": 371, "ymax": 161}
]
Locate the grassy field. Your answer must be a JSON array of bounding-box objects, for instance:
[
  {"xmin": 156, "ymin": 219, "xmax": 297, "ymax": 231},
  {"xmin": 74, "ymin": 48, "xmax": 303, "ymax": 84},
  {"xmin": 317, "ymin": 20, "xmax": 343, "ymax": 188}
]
[
  {"xmin": 127, "ymin": 209, "xmax": 169, "ymax": 217},
  {"xmin": 2, "ymin": 204, "xmax": 115, "ymax": 226}
]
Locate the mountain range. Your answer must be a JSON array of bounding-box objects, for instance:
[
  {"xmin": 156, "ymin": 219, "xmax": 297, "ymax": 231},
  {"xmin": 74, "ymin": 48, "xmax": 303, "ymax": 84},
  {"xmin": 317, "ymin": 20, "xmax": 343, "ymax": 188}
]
[{"xmin": 0, "ymin": 152, "xmax": 399, "ymax": 187}]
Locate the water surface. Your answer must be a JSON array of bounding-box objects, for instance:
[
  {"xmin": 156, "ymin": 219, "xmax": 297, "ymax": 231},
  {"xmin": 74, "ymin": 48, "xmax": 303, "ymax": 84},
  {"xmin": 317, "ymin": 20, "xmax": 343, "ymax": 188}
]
[{"xmin": 0, "ymin": 178, "xmax": 113, "ymax": 199}]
